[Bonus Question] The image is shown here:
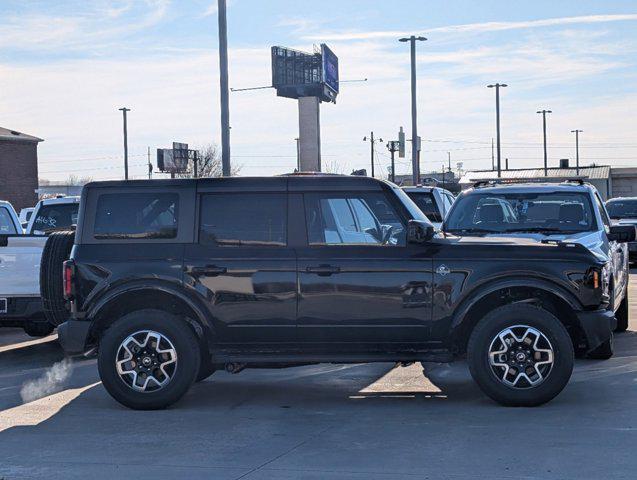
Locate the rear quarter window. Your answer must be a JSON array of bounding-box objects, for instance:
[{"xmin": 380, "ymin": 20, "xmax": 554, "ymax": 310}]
[{"xmin": 93, "ymin": 193, "xmax": 179, "ymax": 240}]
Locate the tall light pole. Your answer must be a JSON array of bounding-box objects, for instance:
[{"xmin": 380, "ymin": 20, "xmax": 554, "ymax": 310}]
[
  {"xmin": 571, "ymin": 129, "xmax": 583, "ymax": 176},
  {"xmin": 399, "ymin": 35, "xmax": 427, "ymax": 186},
  {"xmin": 487, "ymin": 83, "xmax": 507, "ymax": 178},
  {"xmin": 363, "ymin": 132, "xmax": 383, "ymax": 178},
  {"xmin": 218, "ymin": 0, "xmax": 231, "ymax": 176},
  {"xmin": 537, "ymin": 109, "xmax": 552, "ymax": 176},
  {"xmin": 118, "ymin": 107, "xmax": 130, "ymax": 180}
]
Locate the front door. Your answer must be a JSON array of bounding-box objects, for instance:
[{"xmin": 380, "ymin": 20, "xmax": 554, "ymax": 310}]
[
  {"xmin": 183, "ymin": 187, "xmax": 297, "ymax": 344},
  {"xmin": 296, "ymin": 189, "xmax": 434, "ymax": 349}
]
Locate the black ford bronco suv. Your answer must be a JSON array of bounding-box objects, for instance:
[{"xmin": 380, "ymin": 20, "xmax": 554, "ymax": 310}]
[{"xmin": 50, "ymin": 175, "xmax": 631, "ymax": 410}]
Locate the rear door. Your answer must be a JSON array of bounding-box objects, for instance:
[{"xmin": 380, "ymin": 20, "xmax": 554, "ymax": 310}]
[
  {"xmin": 183, "ymin": 179, "xmax": 297, "ymax": 344},
  {"xmin": 295, "ymin": 184, "xmax": 435, "ymax": 348}
]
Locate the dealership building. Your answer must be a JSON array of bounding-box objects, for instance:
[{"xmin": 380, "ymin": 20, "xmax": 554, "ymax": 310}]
[
  {"xmin": 0, "ymin": 127, "xmax": 42, "ymax": 210},
  {"xmin": 459, "ymin": 164, "xmax": 637, "ymax": 200}
]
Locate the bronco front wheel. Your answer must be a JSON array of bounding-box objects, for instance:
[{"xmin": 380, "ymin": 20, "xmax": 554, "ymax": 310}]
[
  {"xmin": 467, "ymin": 303, "xmax": 574, "ymax": 407},
  {"xmin": 98, "ymin": 309, "xmax": 199, "ymax": 410}
]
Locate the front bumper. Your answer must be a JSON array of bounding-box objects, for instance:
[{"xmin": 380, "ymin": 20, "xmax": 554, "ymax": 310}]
[
  {"xmin": 576, "ymin": 308, "xmax": 616, "ymax": 352},
  {"xmin": 57, "ymin": 320, "xmax": 92, "ymax": 355}
]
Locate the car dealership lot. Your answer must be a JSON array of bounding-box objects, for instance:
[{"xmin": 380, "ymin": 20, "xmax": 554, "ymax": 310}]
[{"xmin": 0, "ymin": 271, "xmax": 635, "ymax": 479}]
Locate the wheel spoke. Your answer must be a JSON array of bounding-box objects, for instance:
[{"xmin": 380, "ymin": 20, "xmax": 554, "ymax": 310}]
[
  {"xmin": 115, "ymin": 330, "xmax": 178, "ymax": 392},
  {"xmin": 488, "ymin": 324, "xmax": 554, "ymax": 389}
]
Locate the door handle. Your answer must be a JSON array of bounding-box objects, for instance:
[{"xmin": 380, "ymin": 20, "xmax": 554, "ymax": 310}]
[
  {"xmin": 189, "ymin": 265, "xmax": 227, "ymax": 276},
  {"xmin": 306, "ymin": 264, "xmax": 340, "ymax": 276}
]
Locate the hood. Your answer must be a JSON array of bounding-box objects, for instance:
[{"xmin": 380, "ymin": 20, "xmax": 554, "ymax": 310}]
[{"xmin": 451, "ymin": 229, "xmax": 608, "ymax": 262}]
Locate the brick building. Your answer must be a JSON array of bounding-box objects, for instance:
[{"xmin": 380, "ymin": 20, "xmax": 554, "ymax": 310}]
[{"xmin": 0, "ymin": 127, "xmax": 42, "ymax": 211}]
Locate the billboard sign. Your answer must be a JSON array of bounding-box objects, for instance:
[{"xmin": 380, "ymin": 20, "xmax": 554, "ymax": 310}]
[{"xmin": 321, "ymin": 44, "xmax": 339, "ymax": 95}]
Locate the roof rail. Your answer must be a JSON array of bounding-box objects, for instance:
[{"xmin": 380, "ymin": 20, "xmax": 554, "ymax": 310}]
[
  {"xmin": 562, "ymin": 179, "xmax": 585, "ymax": 186},
  {"xmin": 472, "ymin": 180, "xmax": 500, "ymax": 188}
]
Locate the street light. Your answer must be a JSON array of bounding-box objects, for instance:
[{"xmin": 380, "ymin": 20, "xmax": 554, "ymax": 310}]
[
  {"xmin": 399, "ymin": 35, "xmax": 427, "ymax": 185},
  {"xmin": 487, "ymin": 83, "xmax": 507, "ymax": 178},
  {"xmin": 571, "ymin": 129, "xmax": 583, "ymax": 175},
  {"xmin": 537, "ymin": 109, "xmax": 552, "ymax": 176}
]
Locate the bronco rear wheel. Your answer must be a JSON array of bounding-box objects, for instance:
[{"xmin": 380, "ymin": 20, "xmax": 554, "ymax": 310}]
[
  {"xmin": 467, "ymin": 303, "xmax": 574, "ymax": 407},
  {"xmin": 98, "ymin": 309, "xmax": 199, "ymax": 410}
]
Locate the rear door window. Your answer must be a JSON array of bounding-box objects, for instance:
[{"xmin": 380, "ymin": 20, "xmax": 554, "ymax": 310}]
[
  {"xmin": 199, "ymin": 193, "xmax": 287, "ymax": 246},
  {"xmin": 94, "ymin": 193, "xmax": 178, "ymax": 239}
]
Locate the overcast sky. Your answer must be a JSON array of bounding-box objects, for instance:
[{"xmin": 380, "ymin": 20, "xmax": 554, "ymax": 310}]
[{"xmin": 2, "ymin": 0, "xmax": 637, "ymax": 181}]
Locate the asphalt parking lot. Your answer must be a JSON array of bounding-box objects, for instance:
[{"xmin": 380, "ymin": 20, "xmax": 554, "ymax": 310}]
[{"xmin": 0, "ymin": 271, "xmax": 635, "ymax": 479}]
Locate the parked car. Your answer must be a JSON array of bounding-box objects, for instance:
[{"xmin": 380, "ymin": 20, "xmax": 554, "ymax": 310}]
[
  {"xmin": 443, "ymin": 181, "xmax": 633, "ymax": 332},
  {"xmin": 26, "ymin": 196, "xmax": 80, "ymax": 235},
  {"xmin": 19, "ymin": 207, "xmax": 34, "ymax": 230},
  {"xmin": 402, "ymin": 186, "xmax": 455, "ymax": 228},
  {"xmin": 606, "ymin": 197, "xmax": 637, "ymax": 264},
  {"xmin": 0, "ymin": 196, "xmax": 79, "ymax": 336},
  {"xmin": 0, "ymin": 201, "xmax": 22, "ymax": 234},
  {"xmin": 48, "ymin": 175, "xmax": 630, "ymax": 410}
]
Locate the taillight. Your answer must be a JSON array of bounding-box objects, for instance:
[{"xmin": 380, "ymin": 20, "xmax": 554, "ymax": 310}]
[{"xmin": 63, "ymin": 260, "xmax": 75, "ymax": 300}]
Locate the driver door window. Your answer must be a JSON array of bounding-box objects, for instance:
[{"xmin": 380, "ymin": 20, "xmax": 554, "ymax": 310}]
[{"xmin": 304, "ymin": 192, "xmax": 406, "ymax": 246}]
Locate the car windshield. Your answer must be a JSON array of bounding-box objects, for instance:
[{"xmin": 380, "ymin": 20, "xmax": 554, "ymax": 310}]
[
  {"xmin": 405, "ymin": 192, "xmax": 442, "ymax": 222},
  {"xmin": 606, "ymin": 199, "xmax": 637, "ymax": 219},
  {"xmin": 444, "ymin": 191, "xmax": 597, "ymax": 235},
  {"xmin": 32, "ymin": 203, "xmax": 79, "ymax": 233}
]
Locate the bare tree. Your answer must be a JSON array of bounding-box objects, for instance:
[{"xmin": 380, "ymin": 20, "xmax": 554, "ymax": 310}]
[
  {"xmin": 177, "ymin": 144, "xmax": 241, "ymax": 178},
  {"xmin": 322, "ymin": 159, "xmax": 345, "ymax": 174},
  {"xmin": 66, "ymin": 174, "xmax": 93, "ymax": 185}
]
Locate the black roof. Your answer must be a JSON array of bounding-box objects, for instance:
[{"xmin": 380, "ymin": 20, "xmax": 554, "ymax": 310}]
[{"xmin": 84, "ymin": 174, "xmax": 386, "ymax": 192}]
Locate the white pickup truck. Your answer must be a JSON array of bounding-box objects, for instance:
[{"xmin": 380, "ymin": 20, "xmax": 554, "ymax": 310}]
[{"xmin": 0, "ymin": 196, "xmax": 80, "ymax": 336}]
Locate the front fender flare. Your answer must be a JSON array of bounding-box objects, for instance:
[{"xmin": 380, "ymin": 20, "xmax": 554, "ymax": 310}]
[{"xmin": 450, "ymin": 276, "xmax": 583, "ymax": 333}]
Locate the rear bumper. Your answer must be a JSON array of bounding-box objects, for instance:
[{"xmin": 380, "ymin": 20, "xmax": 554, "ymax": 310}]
[
  {"xmin": 576, "ymin": 308, "xmax": 616, "ymax": 352},
  {"xmin": 0, "ymin": 297, "xmax": 44, "ymax": 326},
  {"xmin": 57, "ymin": 319, "xmax": 92, "ymax": 355}
]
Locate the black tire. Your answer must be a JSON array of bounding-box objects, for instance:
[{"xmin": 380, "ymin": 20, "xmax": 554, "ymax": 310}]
[
  {"xmin": 587, "ymin": 336, "xmax": 614, "ymax": 360},
  {"xmin": 614, "ymin": 290, "xmax": 629, "ymax": 333},
  {"xmin": 40, "ymin": 230, "xmax": 75, "ymax": 327},
  {"xmin": 98, "ymin": 309, "xmax": 199, "ymax": 410},
  {"xmin": 467, "ymin": 303, "xmax": 574, "ymax": 407},
  {"xmin": 23, "ymin": 321, "xmax": 55, "ymax": 337}
]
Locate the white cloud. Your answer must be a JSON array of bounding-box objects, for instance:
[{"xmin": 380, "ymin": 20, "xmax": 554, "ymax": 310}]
[{"xmin": 304, "ymin": 13, "xmax": 637, "ymax": 41}]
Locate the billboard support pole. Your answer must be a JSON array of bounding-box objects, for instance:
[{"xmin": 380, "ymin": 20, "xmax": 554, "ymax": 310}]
[{"xmin": 298, "ymin": 96, "xmax": 321, "ymax": 172}]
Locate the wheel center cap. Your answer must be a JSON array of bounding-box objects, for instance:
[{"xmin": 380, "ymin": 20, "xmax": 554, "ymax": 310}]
[
  {"xmin": 515, "ymin": 352, "xmax": 527, "ymax": 362},
  {"xmin": 142, "ymin": 356, "xmax": 152, "ymax": 367}
]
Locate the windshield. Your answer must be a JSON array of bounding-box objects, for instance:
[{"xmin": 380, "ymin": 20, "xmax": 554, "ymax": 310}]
[
  {"xmin": 444, "ymin": 191, "xmax": 597, "ymax": 235},
  {"xmin": 405, "ymin": 192, "xmax": 442, "ymax": 222},
  {"xmin": 32, "ymin": 203, "xmax": 79, "ymax": 233},
  {"xmin": 606, "ymin": 199, "xmax": 637, "ymax": 219}
]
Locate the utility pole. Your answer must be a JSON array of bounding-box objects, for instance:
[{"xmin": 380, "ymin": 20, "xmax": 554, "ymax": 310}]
[
  {"xmin": 537, "ymin": 109, "xmax": 552, "ymax": 176},
  {"xmin": 294, "ymin": 137, "xmax": 300, "ymax": 172},
  {"xmin": 399, "ymin": 35, "xmax": 427, "ymax": 185},
  {"xmin": 491, "ymin": 138, "xmax": 495, "ymax": 171},
  {"xmin": 447, "ymin": 151, "xmax": 451, "ymax": 173},
  {"xmin": 386, "ymin": 140, "xmax": 399, "ymax": 183},
  {"xmin": 218, "ymin": 0, "xmax": 231, "ymax": 176},
  {"xmin": 487, "ymin": 83, "xmax": 507, "ymax": 177},
  {"xmin": 118, "ymin": 107, "xmax": 130, "ymax": 180},
  {"xmin": 363, "ymin": 132, "xmax": 383, "ymax": 178},
  {"xmin": 571, "ymin": 129, "xmax": 583, "ymax": 175},
  {"xmin": 147, "ymin": 146, "xmax": 152, "ymax": 179},
  {"xmin": 193, "ymin": 150, "xmax": 199, "ymax": 178}
]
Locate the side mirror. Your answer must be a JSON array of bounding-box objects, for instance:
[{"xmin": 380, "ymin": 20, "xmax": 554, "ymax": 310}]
[
  {"xmin": 407, "ymin": 220, "xmax": 435, "ymax": 244},
  {"xmin": 608, "ymin": 225, "xmax": 636, "ymax": 243}
]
